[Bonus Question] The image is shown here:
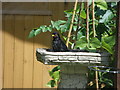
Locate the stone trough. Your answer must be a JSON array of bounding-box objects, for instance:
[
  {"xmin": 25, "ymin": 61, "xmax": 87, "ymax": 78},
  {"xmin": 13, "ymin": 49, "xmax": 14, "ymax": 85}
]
[{"xmin": 36, "ymin": 48, "xmax": 110, "ymax": 89}]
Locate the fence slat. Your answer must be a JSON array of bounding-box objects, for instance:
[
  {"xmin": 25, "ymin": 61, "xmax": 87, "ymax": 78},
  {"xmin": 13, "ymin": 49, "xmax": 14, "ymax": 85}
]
[
  {"xmin": 33, "ymin": 16, "xmax": 44, "ymax": 88},
  {"xmin": 42, "ymin": 16, "xmax": 52, "ymax": 88},
  {"xmin": 23, "ymin": 16, "xmax": 34, "ymax": 88},
  {"xmin": 14, "ymin": 15, "xmax": 24, "ymax": 88},
  {"xmin": 4, "ymin": 15, "xmax": 14, "ymax": 88}
]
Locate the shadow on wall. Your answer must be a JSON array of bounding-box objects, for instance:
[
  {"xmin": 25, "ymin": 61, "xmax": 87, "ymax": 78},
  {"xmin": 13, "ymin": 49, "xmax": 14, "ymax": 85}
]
[
  {"xmin": 2, "ymin": 15, "xmax": 52, "ymax": 48},
  {"xmin": 2, "ymin": 2, "xmax": 54, "ymax": 48},
  {"xmin": 2, "ymin": 2, "xmax": 74, "ymax": 48}
]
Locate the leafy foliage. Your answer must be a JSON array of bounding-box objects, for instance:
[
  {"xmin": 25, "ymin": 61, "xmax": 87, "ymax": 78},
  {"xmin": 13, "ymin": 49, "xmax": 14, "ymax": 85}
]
[
  {"xmin": 29, "ymin": 1, "xmax": 117, "ymax": 89},
  {"xmin": 46, "ymin": 66, "xmax": 60, "ymax": 87},
  {"xmin": 95, "ymin": 0, "xmax": 108, "ymax": 10}
]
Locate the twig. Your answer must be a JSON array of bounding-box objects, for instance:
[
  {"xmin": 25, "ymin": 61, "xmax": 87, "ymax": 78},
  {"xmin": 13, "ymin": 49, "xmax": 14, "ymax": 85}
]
[
  {"xmin": 66, "ymin": 0, "xmax": 78, "ymax": 47},
  {"xmin": 92, "ymin": 0, "xmax": 96, "ymax": 37}
]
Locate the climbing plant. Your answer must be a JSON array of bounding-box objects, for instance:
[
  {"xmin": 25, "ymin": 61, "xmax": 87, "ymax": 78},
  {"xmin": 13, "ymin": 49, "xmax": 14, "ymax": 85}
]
[{"xmin": 29, "ymin": 0, "xmax": 117, "ymax": 89}]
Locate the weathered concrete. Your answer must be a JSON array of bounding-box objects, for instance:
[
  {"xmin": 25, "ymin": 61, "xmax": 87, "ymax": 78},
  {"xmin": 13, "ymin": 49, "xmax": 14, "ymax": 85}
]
[
  {"xmin": 36, "ymin": 48, "xmax": 110, "ymax": 65},
  {"xmin": 36, "ymin": 48, "xmax": 110, "ymax": 89}
]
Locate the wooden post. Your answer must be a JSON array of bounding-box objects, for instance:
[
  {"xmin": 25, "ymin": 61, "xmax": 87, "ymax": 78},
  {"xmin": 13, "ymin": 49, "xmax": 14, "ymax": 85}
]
[
  {"xmin": 116, "ymin": 1, "xmax": 120, "ymax": 90},
  {"xmin": 0, "ymin": 1, "xmax": 2, "ymax": 89}
]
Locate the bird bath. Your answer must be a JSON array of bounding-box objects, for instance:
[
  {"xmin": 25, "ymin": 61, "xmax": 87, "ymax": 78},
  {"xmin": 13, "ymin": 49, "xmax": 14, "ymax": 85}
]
[{"xmin": 36, "ymin": 48, "xmax": 110, "ymax": 89}]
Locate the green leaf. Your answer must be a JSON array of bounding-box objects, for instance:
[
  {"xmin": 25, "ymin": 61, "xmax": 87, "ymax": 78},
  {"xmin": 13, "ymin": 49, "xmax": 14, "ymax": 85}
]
[
  {"xmin": 90, "ymin": 37, "xmax": 101, "ymax": 48},
  {"xmin": 34, "ymin": 28, "xmax": 41, "ymax": 36},
  {"xmin": 57, "ymin": 20, "xmax": 66, "ymax": 24},
  {"xmin": 52, "ymin": 66, "xmax": 60, "ymax": 72},
  {"xmin": 49, "ymin": 70, "xmax": 53, "ymax": 77},
  {"xmin": 95, "ymin": 0, "xmax": 108, "ymax": 10},
  {"xmin": 88, "ymin": 0, "xmax": 93, "ymax": 6},
  {"xmin": 60, "ymin": 25, "xmax": 67, "ymax": 33},
  {"xmin": 64, "ymin": 10, "xmax": 73, "ymax": 17},
  {"xmin": 75, "ymin": 37, "xmax": 88, "ymax": 49},
  {"xmin": 99, "ymin": 10, "xmax": 114, "ymax": 24},
  {"xmin": 52, "ymin": 71, "xmax": 60, "ymax": 81},
  {"xmin": 28, "ymin": 29, "xmax": 35, "ymax": 38},
  {"xmin": 105, "ymin": 79, "xmax": 113, "ymax": 86},
  {"xmin": 46, "ymin": 80, "xmax": 56, "ymax": 87},
  {"xmin": 102, "ymin": 35, "xmax": 115, "ymax": 46},
  {"xmin": 51, "ymin": 20, "xmax": 66, "ymax": 30},
  {"xmin": 73, "ymin": 26, "xmax": 77, "ymax": 31},
  {"xmin": 80, "ymin": 10, "xmax": 86, "ymax": 19},
  {"xmin": 102, "ymin": 69, "xmax": 110, "ymax": 76},
  {"xmin": 46, "ymin": 26, "xmax": 52, "ymax": 32},
  {"xmin": 75, "ymin": 15, "xmax": 79, "ymax": 22},
  {"xmin": 102, "ymin": 39, "xmax": 113, "ymax": 54},
  {"xmin": 51, "ymin": 20, "xmax": 55, "ymax": 28}
]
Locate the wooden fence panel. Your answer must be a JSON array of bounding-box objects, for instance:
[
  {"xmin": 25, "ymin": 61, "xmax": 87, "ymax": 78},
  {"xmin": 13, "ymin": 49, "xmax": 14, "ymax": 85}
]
[
  {"xmin": 2, "ymin": 15, "xmax": 5, "ymax": 89},
  {"xmin": 33, "ymin": 16, "xmax": 44, "ymax": 88},
  {"xmin": 3, "ymin": 15, "xmax": 14, "ymax": 88},
  {"xmin": 14, "ymin": 15, "xmax": 24, "ymax": 88},
  {"xmin": 23, "ymin": 16, "xmax": 34, "ymax": 88},
  {"xmin": 2, "ymin": 2, "xmax": 73, "ymax": 88},
  {"xmin": 42, "ymin": 16, "xmax": 52, "ymax": 88}
]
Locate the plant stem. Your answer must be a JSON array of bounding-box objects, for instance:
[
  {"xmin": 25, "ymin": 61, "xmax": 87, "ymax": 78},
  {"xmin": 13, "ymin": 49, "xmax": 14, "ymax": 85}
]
[
  {"xmin": 92, "ymin": 1, "xmax": 99, "ymax": 89},
  {"xmin": 66, "ymin": 0, "xmax": 78, "ymax": 47},
  {"xmin": 95, "ymin": 71, "xmax": 99, "ymax": 90},
  {"xmin": 86, "ymin": 0, "xmax": 89, "ymax": 44},
  {"xmin": 92, "ymin": 0, "xmax": 96, "ymax": 37}
]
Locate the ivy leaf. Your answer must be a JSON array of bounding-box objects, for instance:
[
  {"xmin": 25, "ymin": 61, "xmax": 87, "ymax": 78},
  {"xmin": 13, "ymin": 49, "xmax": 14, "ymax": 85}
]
[
  {"xmin": 49, "ymin": 70, "xmax": 53, "ymax": 77},
  {"xmin": 64, "ymin": 9, "xmax": 73, "ymax": 17},
  {"xmin": 28, "ymin": 29, "xmax": 35, "ymax": 38},
  {"xmin": 57, "ymin": 20, "xmax": 66, "ymax": 24},
  {"xmin": 46, "ymin": 80, "xmax": 56, "ymax": 87},
  {"xmin": 90, "ymin": 37, "xmax": 101, "ymax": 48},
  {"xmin": 75, "ymin": 37, "xmax": 88, "ymax": 49},
  {"xmin": 102, "ymin": 39, "xmax": 113, "ymax": 54},
  {"xmin": 52, "ymin": 71, "xmax": 60, "ymax": 81},
  {"xmin": 38, "ymin": 25, "xmax": 46, "ymax": 32},
  {"xmin": 60, "ymin": 25, "xmax": 67, "ymax": 33},
  {"xmin": 52, "ymin": 66, "xmax": 60, "ymax": 72},
  {"xmin": 103, "ymin": 35, "xmax": 115, "ymax": 46},
  {"xmin": 99, "ymin": 10, "xmax": 114, "ymax": 24},
  {"xmin": 46, "ymin": 26, "xmax": 52, "ymax": 32},
  {"xmin": 80, "ymin": 10, "xmax": 86, "ymax": 19},
  {"xmin": 73, "ymin": 26, "xmax": 77, "ymax": 31},
  {"xmin": 51, "ymin": 20, "xmax": 66, "ymax": 30},
  {"xmin": 34, "ymin": 28, "xmax": 41, "ymax": 36},
  {"xmin": 51, "ymin": 20, "xmax": 55, "ymax": 28},
  {"xmin": 95, "ymin": 0, "xmax": 108, "ymax": 10}
]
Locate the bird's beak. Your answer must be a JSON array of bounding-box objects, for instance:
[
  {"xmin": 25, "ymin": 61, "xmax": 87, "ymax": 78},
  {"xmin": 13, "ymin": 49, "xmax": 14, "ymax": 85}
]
[{"xmin": 52, "ymin": 35, "xmax": 55, "ymax": 37}]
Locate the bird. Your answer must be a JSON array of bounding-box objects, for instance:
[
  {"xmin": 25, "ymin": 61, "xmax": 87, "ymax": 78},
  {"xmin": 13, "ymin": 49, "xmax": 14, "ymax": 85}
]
[{"xmin": 52, "ymin": 32, "xmax": 68, "ymax": 52}]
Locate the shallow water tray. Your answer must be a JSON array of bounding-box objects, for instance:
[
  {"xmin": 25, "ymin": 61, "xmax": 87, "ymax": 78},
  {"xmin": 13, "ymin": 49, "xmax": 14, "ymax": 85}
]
[{"xmin": 36, "ymin": 48, "xmax": 110, "ymax": 65}]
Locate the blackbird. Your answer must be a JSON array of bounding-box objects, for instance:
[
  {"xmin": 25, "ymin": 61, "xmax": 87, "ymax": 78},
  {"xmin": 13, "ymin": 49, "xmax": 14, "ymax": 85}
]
[{"xmin": 52, "ymin": 32, "xmax": 68, "ymax": 52}]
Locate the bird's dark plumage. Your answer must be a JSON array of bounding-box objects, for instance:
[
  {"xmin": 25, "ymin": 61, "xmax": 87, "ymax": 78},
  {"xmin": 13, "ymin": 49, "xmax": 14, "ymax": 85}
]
[{"xmin": 52, "ymin": 32, "xmax": 68, "ymax": 52}]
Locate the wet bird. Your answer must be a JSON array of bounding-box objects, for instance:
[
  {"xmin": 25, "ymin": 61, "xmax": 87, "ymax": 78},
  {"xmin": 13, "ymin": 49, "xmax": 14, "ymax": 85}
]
[{"xmin": 52, "ymin": 32, "xmax": 68, "ymax": 52}]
